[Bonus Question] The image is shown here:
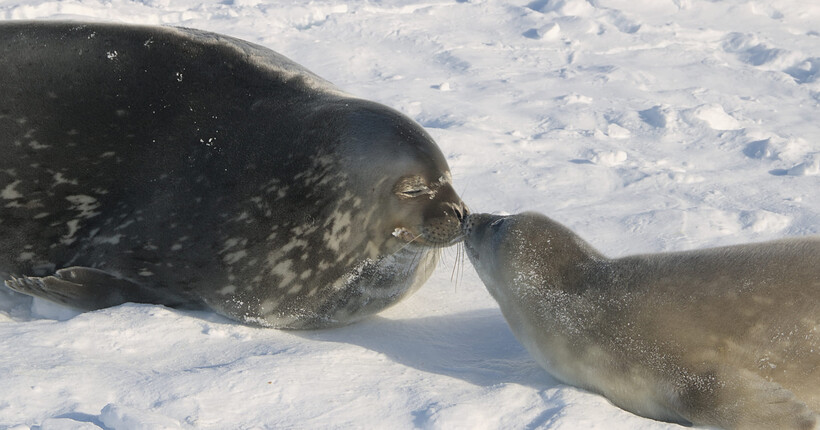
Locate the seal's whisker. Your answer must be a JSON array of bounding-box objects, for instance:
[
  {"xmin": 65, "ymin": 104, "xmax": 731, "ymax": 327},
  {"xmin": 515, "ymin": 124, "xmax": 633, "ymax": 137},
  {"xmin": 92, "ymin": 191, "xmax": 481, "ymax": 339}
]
[
  {"xmin": 385, "ymin": 231, "xmax": 427, "ymax": 277},
  {"xmin": 392, "ymin": 231, "xmax": 424, "ymax": 255},
  {"xmin": 457, "ymin": 181, "xmax": 471, "ymax": 206},
  {"xmin": 450, "ymin": 243, "xmax": 460, "ymax": 285},
  {"xmin": 447, "ymin": 242, "xmax": 467, "ymax": 292},
  {"xmin": 438, "ymin": 245, "xmax": 454, "ymax": 269},
  {"xmin": 454, "ymin": 242, "xmax": 466, "ymax": 292},
  {"xmin": 3, "ymin": 21, "xmax": 470, "ymax": 331},
  {"xmin": 459, "ymin": 242, "xmax": 466, "ymax": 289},
  {"xmin": 407, "ymin": 246, "xmax": 424, "ymax": 277}
]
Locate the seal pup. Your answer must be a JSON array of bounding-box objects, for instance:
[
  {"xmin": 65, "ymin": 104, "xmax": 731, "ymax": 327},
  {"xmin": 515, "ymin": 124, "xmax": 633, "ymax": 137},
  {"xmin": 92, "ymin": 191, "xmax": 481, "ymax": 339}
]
[
  {"xmin": 0, "ymin": 21, "xmax": 468, "ymax": 329},
  {"xmin": 464, "ymin": 212, "xmax": 819, "ymax": 429}
]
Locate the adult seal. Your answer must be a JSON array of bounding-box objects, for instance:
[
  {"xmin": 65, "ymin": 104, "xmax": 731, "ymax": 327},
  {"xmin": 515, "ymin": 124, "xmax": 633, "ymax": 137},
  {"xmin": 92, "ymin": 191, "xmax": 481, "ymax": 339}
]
[
  {"xmin": 0, "ymin": 21, "xmax": 468, "ymax": 329},
  {"xmin": 464, "ymin": 212, "xmax": 819, "ymax": 429}
]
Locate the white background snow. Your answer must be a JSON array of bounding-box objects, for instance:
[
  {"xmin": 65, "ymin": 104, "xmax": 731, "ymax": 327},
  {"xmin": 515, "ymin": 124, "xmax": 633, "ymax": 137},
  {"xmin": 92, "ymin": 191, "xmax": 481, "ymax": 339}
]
[{"xmin": 1, "ymin": 0, "xmax": 818, "ymax": 428}]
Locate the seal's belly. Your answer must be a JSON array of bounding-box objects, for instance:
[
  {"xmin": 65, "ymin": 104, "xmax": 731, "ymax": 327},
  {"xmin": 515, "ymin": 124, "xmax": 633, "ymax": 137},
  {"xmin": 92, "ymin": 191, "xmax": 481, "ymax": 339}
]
[
  {"xmin": 514, "ymin": 324, "xmax": 687, "ymax": 423},
  {"xmin": 1, "ymin": 21, "xmax": 465, "ymax": 329},
  {"xmin": 212, "ymin": 247, "xmax": 440, "ymax": 329}
]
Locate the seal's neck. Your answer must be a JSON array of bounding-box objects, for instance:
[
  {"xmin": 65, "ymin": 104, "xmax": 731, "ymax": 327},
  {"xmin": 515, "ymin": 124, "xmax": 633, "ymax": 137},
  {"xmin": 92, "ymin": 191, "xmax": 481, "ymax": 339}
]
[{"xmin": 511, "ymin": 218, "xmax": 605, "ymax": 296}]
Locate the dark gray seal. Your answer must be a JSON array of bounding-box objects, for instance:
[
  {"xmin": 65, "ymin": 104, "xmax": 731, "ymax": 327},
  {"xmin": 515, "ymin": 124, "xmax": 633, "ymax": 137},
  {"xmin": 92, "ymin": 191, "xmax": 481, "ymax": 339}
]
[
  {"xmin": 464, "ymin": 212, "xmax": 819, "ymax": 429},
  {"xmin": 0, "ymin": 21, "xmax": 468, "ymax": 329}
]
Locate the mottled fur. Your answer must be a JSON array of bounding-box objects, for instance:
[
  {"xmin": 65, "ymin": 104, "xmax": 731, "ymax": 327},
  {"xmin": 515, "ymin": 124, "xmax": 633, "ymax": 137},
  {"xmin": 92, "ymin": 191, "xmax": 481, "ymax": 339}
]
[{"xmin": 0, "ymin": 21, "xmax": 466, "ymax": 329}]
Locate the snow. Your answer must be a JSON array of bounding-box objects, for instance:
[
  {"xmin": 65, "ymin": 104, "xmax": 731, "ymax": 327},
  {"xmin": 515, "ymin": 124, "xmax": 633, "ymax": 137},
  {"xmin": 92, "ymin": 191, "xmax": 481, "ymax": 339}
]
[{"xmin": 1, "ymin": 0, "xmax": 819, "ymax": 428}]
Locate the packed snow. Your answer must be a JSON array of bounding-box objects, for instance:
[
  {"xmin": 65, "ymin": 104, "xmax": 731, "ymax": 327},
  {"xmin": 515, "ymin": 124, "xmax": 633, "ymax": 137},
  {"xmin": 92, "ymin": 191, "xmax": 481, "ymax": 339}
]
[{"xmin": 1, "ymin": 0, "xmax": 818, "ymax": 428}]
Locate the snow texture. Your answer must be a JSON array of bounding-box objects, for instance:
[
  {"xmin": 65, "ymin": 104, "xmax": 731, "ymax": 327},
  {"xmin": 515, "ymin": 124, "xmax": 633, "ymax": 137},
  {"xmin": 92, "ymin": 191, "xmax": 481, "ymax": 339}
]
[{"xmin": 1, "ymin": 0, "xmax": 818, "ymax": 429}]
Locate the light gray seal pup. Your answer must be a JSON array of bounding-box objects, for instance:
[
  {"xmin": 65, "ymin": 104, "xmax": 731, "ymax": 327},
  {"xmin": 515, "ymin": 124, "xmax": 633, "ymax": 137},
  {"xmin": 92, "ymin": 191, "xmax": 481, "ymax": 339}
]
[
  {"xmin": 0, "ymin": 21, "xmax": 468, "ymax": 329},
  {"xmin": 464, "ymin": 212, "xmax": 819, "ymax": 429}
]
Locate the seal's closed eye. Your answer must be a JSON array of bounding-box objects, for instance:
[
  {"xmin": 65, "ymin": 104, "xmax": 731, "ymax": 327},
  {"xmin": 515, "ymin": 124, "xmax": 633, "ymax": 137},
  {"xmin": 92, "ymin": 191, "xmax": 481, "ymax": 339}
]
[
  {"xmin": 0, "ymin": 21, "xmax": 468, "ymax": 330},
  {"xmin": 464, "ymin": 211, "xmax": 820, "ymax": 429}
]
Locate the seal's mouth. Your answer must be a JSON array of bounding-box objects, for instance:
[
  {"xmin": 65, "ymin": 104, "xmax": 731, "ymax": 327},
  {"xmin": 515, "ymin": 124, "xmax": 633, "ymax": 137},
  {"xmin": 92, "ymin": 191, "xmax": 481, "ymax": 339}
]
[{"xmin": 391, "ymin": 201, "xmax": 469, "ymax": 248}]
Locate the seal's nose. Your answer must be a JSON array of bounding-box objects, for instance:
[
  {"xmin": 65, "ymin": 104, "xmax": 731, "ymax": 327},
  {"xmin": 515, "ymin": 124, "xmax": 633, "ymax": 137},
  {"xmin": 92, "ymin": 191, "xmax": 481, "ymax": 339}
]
[
  {"xmin": 436, "ymin": 183, "xmax": 469, "ymax": 222},
  {"xmin": 454, "ymin": 202, "xmax": 469, "ymax": 222}
]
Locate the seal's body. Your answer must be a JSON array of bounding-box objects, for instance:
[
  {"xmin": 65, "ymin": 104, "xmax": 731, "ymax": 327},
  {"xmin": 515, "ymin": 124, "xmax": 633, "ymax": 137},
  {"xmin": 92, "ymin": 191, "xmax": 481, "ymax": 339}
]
[
  {"xmin": 464, "ymin": 212, "xmax": 819, "ymax": 429},
  {"xmin": 0, "ymin": 21, "xmax": 467, "ymax": 329}
]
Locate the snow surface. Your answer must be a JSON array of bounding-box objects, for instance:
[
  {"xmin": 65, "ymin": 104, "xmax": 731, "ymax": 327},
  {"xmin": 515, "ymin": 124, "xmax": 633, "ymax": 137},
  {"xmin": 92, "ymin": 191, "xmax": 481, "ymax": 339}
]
[{"xmin": 1, "ymin": 0, "xmax": 819, "ymax": 428}]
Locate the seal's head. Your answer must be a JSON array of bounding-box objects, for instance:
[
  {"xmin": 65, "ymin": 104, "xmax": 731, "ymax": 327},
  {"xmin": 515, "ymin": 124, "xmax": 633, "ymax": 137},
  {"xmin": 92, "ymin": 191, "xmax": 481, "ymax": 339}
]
[
  {"xmin": 463, "ymin": 212, "xmax": 601, "ymax": 293},
  {"xmin": 239, "ymin": 98, "xmax": 471, "ymax": 328},
  {"xmin": 462, "ymin": 213, "xmax": 525, "ymax": 289},
  {"xmin": 388, "ymin": 168, "xmax": 467, "ymax": 249},
  {"xmin": 319, "ymin": 99, "xmax": 469, "ymax": 253}
]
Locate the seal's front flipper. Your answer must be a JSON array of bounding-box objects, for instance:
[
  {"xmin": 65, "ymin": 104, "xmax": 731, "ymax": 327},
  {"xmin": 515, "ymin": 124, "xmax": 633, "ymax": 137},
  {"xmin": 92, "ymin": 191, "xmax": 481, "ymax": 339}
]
[{"xmin": 5, "ymin": 267, "xmax": 147, "ymax": 310}]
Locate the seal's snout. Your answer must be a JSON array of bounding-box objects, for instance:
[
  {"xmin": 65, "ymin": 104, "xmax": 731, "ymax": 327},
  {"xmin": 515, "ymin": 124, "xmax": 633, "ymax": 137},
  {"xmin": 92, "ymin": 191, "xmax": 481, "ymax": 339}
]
[
  {"xmin": 450, "ymin": 201, "xmax": 469, "ymax": 222},
  {"xmin": 462, "ymin": 213, "xmax": 499, "ymax": 235},
  {"xmin": 462, "ymin": 213, "xmax": 503, "ymax": 264}
]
